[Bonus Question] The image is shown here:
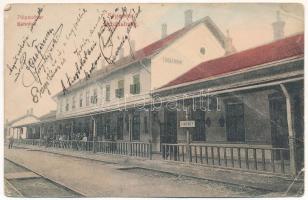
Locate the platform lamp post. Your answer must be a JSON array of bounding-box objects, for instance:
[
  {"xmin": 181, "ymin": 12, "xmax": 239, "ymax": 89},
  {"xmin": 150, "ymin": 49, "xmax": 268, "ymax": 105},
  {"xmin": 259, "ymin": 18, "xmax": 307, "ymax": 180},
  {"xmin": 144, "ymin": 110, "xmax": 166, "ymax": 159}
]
[
  {"xmin": 91, "ymin": 116, "xmax": 96, "ymax": 153},
  {"xmin": 185, "ymin": 105, "xmax": 192, "ymax": 163},
  {"xmin": 280, "ymin": 84, "xmax": 297, "ymax": 176}
]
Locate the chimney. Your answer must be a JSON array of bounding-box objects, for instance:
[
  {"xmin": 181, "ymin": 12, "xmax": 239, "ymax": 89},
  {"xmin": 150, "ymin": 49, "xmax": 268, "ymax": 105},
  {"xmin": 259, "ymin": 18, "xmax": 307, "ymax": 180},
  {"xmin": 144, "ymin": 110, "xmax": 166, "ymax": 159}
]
[
  {"xmin": 224, "ymin": 30, "xmax": 236, "ymax": 55},
  {"xmin": 184, "ymin": 9, "xmax": 193, "ymax": 26},
  {"xmin": 161, "ymin": 23, "xmax": 167, "ymax": 39},
  {"xmin": 272, "ymin": 11, "xmax": 285, "ymax": 40}
]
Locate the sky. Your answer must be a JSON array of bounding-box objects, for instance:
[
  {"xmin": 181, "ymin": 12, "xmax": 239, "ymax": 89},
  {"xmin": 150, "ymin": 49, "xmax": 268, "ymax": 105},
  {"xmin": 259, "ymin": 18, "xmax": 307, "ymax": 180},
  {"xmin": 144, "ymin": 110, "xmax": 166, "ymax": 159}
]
[{"xmin": 4, "ymin": 3, "xmax": 304, "ymax": 122}]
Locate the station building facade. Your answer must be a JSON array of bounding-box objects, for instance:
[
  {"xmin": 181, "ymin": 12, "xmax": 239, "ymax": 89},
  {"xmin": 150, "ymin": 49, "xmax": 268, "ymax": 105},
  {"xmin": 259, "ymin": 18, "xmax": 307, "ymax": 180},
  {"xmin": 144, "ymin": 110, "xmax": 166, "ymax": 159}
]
[
  {"xmin": 154, "ymin": 33, "xmax": 304, "ymax": 173},
  {"xmin": 12, "ymin": 12, "xmax": 233, "ymax": 149},
  {"xmin": 9, "ymin": 11, "xmax": 304, "ymax": 175}
]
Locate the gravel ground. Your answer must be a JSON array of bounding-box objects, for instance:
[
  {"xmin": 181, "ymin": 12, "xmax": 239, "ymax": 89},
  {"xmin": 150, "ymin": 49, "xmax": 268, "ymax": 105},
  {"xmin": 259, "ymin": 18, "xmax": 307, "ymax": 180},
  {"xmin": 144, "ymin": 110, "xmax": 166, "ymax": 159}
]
[
  {"xmin": 4, "ymin": 159, "xmax": 29, "ymax": 174},
  {"xmin": 9, "ymin": 178, "xmax": 81, "ymax": 197},
  {"xmin": 119, "ymin": 167, "xmax": 268, "ymax": 197},
  {"xmin": 5, "ymin": 148, "xmax": 276, "ymax": 197},
  {"xmin": 4, "ymin": 159, "xmax": 81, "ymax": 197}
]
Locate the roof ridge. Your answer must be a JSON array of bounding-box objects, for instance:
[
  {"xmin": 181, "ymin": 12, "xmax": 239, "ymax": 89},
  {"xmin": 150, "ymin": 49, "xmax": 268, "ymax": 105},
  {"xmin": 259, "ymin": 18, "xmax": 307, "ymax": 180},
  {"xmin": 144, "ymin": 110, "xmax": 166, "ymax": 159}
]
[
  {"xmin": 54, "ymin": 16, "xmax": 227, "ymax": 97},
  {"xmin": 7, "ymin": 114, "xmax": 40, "ymax": 126},
  {"xmin": 161, "ymin": 33, "xmax": 304, "ymax": 89},
  {"xmin": 226, "ymin": 32, "xmax": 304, "ymax": 57}
]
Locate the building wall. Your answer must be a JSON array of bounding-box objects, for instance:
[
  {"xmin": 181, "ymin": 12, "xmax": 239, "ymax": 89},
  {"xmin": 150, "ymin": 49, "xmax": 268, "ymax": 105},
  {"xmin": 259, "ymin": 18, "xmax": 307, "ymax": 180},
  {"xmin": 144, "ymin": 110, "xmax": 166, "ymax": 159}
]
[
  {"xmin": 56, "ymin": 61, "xmax": 151, "ymax": 119},
  {"xmin": 57, "ymin": 20, "xmax": 227, "ymax": 119},
  {"xmin": 93, "ymin": 109, "xmax": 152, "ymax": 143},
  {"xmin": 56, "ymin": 23, "xmax": 226, "ymax": 120},
  {"xmin": 173, "ymin": 89, "xmax": 277, "ymax": 146},
  {"xmin": 151, "ymin": 23, "xmax": 225, "ymax": 90},
  {"xmin": 204, "ymin": 106, "xmax": 226, "ymax": 142},
  {"xmin": 55, "ymin": 86, "xmax": 278, "ymax": 149},
  {"xmin": 243, "ymin": 90, "xmax": 273, "ymax": 144},
  {"xmin": 143, "ymin": 88, "xmax": 275, "ymax": 153}
]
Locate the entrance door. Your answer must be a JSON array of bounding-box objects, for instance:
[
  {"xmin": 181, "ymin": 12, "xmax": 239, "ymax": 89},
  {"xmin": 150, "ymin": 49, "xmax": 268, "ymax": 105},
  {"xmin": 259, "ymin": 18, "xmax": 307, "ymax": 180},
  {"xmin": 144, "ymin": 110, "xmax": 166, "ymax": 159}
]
[
  {"xmin": 192, "ymin": 109, "xmax": 206, "ymax": 141},
  {"xmin": 162, "ymin": 110, "xmax": 177, "ymax": 144},
  {"xmin": 161, "ymin": 110, "xmax": 177, "ymax": 159},
  {"xmin": 132, "ymin": 113, "xmax": 140, "ymax": 141},
  {"xmin": 269, "ymin": 94, "xmax": 288, "ymax": 148},
  {"xmin": 226, "ymin": 102, "xmax": 245, "ymax": 142},
  {"xmin": 117, "ymin": 115, "xmax": 124, "ymax": 140},
  {"xmin": 104, "ymin": 118, "xmax": 111, "ymax": 140}
]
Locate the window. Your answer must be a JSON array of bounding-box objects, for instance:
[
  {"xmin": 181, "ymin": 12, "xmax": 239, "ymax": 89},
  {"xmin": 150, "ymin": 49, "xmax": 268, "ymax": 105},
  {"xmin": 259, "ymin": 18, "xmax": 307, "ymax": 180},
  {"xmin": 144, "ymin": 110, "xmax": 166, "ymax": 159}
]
[
  {"xmin": 86, "ymin": 90, "xmax": 90, "ymax": 106},
  {"xmin": 226, "ymin": 101, "xmax": 245, "ymax": 142},
  {"xmin": 144, "ymin": 116, "xmax": 148, "ymax": 133},
  {"xmin": 65, "ymin": 98, "xmax": 69, "ymax": 111},
  {"xmin": 91, "ymin": 88, "xmax": 98, "ymax": 104},
  {"xmin": 132, "ymin": 112, "xmax": 140, "ymax": 140},
  {"xmin": 125, "ymin": 114, "xmax": 129, "ymax": 132},
  {"xmin": 269, "ymin": 93, "xmax": 288, "ymax": 148},
  {"xmin": 79, "ymin": 93, "xmax": 83, "ymax": 107},
  {"xmin": 200, "ymin": 47, "xmax": 206, "ymax": 55},
  {"xmin": 130, "ymin": 74, "xmax": 140, "ymax": 94},
  {"xmin": 192, "ymin": 109, "xmax": 205, "ymax": 141},
  {"xmin": 104, "ymin": 118, "xmax": 111, "ymax": 140},
  {"xmin": 106, "ymin": 85, "xmax": 110, "ymax": 101},
  {"xmin": 72, "ymin": 95, "xmax": 76, "ymax": 109},
  {"xmin": 117, "ymin": 115, "xmax": 123, "ymax": 140},
  {"xmin": 116, "ymin": 79, "xmax": 124, "ymax": 98}
]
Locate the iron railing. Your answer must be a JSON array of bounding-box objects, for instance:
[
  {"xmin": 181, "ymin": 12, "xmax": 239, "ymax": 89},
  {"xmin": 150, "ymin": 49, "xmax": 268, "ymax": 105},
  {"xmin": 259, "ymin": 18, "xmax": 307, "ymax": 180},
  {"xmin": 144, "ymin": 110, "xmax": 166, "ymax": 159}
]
[
  {"xmin": 15, "ymin": 139, "xmax": 152, "ymax": 159},
  {"xmin": 15, "ymin": 138, "xmax": 42, "ymax": 146},
  {"xmin": 161, "ymin": 143, "xmax": 290, "ymax": 175}
]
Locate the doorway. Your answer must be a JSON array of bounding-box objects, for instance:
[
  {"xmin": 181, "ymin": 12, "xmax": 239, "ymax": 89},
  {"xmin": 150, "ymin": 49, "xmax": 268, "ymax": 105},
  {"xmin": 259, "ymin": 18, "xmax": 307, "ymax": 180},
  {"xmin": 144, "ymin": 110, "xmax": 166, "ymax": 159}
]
[
  {"xmin": 132, "ymin": 112, "xmax": 140, "ymax": 141},
  {"xmin": 269, "ymin": 93, "xmax": 289, "ymax": 160},
  {"xmin": 269, "ymin": 93, "xmax": 288, "ymax": 148},
  {"xmin": 162, "ymin": 110, "xmax": 177, "ymax": 144},
  {"xmin": 192, "ymin": 109, "xmax": 206, "ymax": 141}
]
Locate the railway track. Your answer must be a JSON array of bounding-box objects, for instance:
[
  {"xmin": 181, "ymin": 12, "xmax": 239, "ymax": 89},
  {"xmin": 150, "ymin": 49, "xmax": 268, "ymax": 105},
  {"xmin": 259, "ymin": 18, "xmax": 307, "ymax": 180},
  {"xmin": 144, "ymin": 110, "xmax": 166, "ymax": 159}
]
[{"xmin": 4, "ymin": 158, "xmax": 84, "ymax": 198}]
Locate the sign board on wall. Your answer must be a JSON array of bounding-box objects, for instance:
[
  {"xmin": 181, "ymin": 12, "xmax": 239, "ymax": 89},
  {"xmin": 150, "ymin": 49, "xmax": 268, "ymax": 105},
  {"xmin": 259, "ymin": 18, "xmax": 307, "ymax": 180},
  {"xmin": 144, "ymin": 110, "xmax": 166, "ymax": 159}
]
[{"xmin": 163, "ymin": 56, "xmax": 183, "ymax": 64}]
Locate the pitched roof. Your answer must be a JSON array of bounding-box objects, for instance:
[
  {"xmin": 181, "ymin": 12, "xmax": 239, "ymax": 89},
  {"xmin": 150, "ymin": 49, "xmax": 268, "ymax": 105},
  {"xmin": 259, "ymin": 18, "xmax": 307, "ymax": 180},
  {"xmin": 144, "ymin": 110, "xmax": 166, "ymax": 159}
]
[
  {"xmin": 162, "ymin": 33, "xmax": 304, "ymax": 89},
  {"xmin": 132, "ymin": 16, "xmax": 227, "ymax": 59},
  {"xmin": 55, "ymin": 16, "xmax": 229, "ymax": 97},
  {"xmin": 7, "ymin": 114, "xmax": 39, "ymax": 126},
  {"xmin": 40, "ymin": 110, "xmax": 57, "ymax": 122}
]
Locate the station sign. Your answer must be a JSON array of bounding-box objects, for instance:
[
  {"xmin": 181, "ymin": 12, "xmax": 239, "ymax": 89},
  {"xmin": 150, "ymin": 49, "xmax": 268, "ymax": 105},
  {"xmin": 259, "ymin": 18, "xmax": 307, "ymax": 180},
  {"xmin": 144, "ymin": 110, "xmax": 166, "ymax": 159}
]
[{"xmin": 180, "ymin": 121, "xmax": 195, "ymax": 128}]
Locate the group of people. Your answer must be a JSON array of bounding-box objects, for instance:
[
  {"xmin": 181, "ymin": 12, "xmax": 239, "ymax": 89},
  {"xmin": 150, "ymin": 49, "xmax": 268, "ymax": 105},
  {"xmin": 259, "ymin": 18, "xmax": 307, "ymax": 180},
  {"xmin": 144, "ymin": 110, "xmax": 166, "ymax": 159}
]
[
  {"xmin": 43, "ymin": 132, "xmax": 89, "ymax": 142},
  {"xmin": 6, "ymin": 132, "xmax": 90, "ymax": 149},
  {"xmin": 70, "ymin": 132, "xmax": 88, "ymax": 141}
]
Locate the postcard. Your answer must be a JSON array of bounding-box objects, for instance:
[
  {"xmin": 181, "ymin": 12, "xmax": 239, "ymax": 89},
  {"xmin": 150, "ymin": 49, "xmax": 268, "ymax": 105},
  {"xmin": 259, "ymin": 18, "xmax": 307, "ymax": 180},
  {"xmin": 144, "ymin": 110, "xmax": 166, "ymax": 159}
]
[{"xmin": 3, "ymin": 2, "xmax": 304, "ymax": 198}]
